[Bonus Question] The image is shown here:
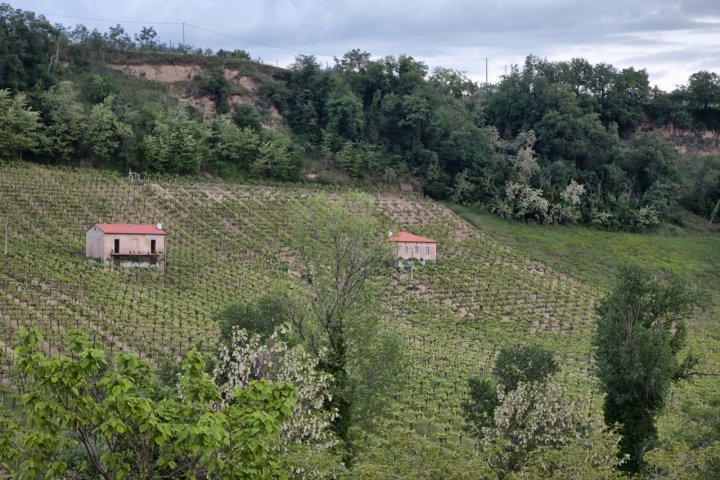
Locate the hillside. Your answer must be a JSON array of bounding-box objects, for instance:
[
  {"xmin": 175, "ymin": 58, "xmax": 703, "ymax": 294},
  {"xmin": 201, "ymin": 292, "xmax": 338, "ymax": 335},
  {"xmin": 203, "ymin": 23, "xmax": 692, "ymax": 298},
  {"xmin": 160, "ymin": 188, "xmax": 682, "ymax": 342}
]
[
  {"xmin": 4, "ymin": 2, "xmax": 720, "ymax": 234},
  {"xmin": 103, "ymin": 57, "xmax": 285, "ymax": 127},
  {"xmin": 1, "ymin": 164, "xmax": 718, "ymax": 449}
]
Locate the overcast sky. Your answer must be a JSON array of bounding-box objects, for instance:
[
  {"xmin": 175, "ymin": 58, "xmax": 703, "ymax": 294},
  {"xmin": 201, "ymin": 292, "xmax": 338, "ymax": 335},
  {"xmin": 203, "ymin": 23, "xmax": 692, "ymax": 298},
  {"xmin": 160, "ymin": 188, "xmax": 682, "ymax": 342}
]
[{"xmin": 20, "ymin": 0, "xmax": 720, "ymax": 90}]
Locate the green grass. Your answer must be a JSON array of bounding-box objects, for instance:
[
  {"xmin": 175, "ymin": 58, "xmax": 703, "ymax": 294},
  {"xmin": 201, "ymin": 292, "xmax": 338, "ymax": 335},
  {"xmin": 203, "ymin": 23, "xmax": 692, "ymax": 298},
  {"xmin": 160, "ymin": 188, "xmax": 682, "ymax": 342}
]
[{"xmin": 448, "ymin": 204, "xmax": 720, "ymax": 334}]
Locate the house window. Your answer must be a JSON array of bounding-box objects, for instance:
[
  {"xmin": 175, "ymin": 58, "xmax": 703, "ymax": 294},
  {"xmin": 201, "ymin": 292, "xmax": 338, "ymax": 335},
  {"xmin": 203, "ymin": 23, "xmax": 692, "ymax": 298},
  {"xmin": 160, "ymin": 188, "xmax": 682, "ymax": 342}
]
[
  {"xmin": 414, "ymin": 245, "xmax": 419, "ymax": 253},
  {"xmin": 403, "ymin": 246, "xmax": 408, "ymax": 254},
  {"xmin": 425, "ymin": 246, "xmax": 430, "ymax": 255}
]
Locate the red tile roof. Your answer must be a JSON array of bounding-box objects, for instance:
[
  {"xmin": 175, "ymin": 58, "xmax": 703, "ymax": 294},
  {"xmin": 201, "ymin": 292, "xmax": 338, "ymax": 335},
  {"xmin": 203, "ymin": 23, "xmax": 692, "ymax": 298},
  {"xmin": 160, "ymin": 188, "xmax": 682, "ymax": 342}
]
[
  {"xmin": 92, "ymin": 224, "xmax": 167, "ymax": 235},
  {"xmin": 389, "ymin": 231, "xmax": 436, "ymax": 243}
]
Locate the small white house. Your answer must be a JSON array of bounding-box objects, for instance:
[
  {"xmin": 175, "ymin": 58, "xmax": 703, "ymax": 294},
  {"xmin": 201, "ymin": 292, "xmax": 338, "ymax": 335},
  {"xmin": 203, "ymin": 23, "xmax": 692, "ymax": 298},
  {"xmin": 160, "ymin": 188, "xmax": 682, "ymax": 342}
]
[{"xmin": 86, "ymin": 224, "xmax": 166, "ymax": 262}]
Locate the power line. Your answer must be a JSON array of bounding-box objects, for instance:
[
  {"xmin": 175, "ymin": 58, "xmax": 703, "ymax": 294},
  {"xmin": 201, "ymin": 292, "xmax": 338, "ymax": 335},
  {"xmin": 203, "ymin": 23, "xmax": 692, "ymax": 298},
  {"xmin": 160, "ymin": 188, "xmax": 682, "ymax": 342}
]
[
  {"xmin": 488, "ymin": 59, "xmax": 504, "ymax": 69},
  {"xmin": 429, "ymin": 57, "xmax": 492, "ymax": 64},
  {"xmin": 184, "ymin": 23, "xmax": 336, "ymax": 57},
  {"xmin": 40, "ymin": 12, "xmax": 337, "ymax": 57},
  {"xmin": 39, "ymin": 11, "xmax": 509, "ymax": 71},
  {"xmin": 41, "ymin": 12, "xmax": 181, "ymax": 25}
]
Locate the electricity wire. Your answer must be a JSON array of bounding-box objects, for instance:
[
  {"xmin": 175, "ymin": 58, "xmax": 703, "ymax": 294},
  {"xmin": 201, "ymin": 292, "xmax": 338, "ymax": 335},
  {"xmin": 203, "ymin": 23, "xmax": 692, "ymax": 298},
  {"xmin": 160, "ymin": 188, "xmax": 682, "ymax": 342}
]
[
  {"xmin": 184, "ymin": 23, "xmax": 335, "ymax": 57},
  {"xmin": 39, "ymin": 11, "xmax": 509, "ymax": 69},
  {"xmin": 40, "ymin": 13, "xmax": 181, "ymax": 25},
  {"xmin": 40, "ymin": 12, "xmax": 337, "ymax": 57}
]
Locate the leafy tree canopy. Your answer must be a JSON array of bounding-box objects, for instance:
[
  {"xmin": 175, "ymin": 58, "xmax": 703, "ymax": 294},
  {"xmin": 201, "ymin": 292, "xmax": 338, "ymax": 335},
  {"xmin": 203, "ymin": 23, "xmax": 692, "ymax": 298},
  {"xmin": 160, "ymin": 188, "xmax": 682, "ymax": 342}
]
[{"xmin": 0, "ymin": 327, "xmax": 296, "ymax": 480}]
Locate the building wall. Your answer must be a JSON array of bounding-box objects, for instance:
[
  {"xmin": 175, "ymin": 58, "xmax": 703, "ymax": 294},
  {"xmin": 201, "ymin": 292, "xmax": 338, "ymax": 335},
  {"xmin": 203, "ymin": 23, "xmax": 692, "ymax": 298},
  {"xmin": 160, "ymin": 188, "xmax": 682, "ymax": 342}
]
[
  {"xmin": 86, "ymin": 227, "xmax": 105, "ymax": 259},
  {"xmin": 395, "ymin": 242, "xmax": 437, "ymax": 261},
  {"xmin": 86, "ymin": 227, "xmax": 166, "ymax": 261}
]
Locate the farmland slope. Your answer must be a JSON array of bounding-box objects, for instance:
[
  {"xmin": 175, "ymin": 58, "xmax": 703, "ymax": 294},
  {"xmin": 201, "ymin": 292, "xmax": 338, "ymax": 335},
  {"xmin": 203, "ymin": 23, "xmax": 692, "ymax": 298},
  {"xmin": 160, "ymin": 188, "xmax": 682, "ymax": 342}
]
[{"xmin": 0, "ymin": 165, "xmax": 717, "ymax": 445}]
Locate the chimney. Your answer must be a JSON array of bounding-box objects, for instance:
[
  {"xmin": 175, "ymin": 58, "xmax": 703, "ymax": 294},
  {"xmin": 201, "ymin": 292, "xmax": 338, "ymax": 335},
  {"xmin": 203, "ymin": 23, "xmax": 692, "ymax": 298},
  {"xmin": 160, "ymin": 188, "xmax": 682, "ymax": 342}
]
[{"xmin": 157, "ymin": 223, "xmax": 162, "ymax": 230}]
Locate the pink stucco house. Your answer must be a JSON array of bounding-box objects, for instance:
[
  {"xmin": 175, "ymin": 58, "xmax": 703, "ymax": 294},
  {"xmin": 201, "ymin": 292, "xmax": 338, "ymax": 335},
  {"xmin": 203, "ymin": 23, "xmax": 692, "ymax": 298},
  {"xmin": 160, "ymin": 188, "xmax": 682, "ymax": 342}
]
[
  {"xmin": 389, "ymin": 231, "xmax": 437, "ymax": 261},
  {"xmin": 86, "ymin": 224, "xmax": 166, "ymax": 262}
]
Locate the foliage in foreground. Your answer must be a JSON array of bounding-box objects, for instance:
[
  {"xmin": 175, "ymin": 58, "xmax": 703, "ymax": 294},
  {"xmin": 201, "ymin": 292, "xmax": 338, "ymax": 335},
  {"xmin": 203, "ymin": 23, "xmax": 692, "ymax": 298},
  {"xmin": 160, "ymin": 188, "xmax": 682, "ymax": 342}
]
[
  {"xmin": 462, "ymin": 343, "xmax": 559, "ymax": 438},
  {"xmin": 213, "ymin": 325, "xmax": 345, "ymax": 478},
  {"xmin": 0, "ymin": 327, "xmax": 296, "ymax": 480},
  {"xmin": 480, "ymin": 378, "xmax": 626, "ymax": 478},
  {"xmin": 352, "ymin": 377, "xmax": 626, "ymax": 480}
]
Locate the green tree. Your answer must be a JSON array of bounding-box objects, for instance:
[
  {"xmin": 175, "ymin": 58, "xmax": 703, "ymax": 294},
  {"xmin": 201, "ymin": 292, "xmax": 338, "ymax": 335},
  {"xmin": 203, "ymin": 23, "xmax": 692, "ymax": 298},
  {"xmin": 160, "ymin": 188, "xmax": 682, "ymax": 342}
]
[
  {"xmin": 601, "ymin": 67, "xmax": 650, "ymax": 137},
  {"xmin": 0, "ymin": 5, "xmax": 60, "ymax": 92},
  {"xmin": 213, "ymin": 324, "xmax": 345, "ymax": 478},
  {"xmin": 686, "ymin": 71, "xmax": 720, "ymax": 112},
  {"xmin": 462, "ymin": 344, "xmax": 559, "ymax": 438},
  {"xmin": 325, "ymin": 83, "xmax": 364, "ymax": 139},
  {"xmin": 88, "ymin": 74, "xmax": 118, "ymax": 103},
  {"xmin": 0, "ymin": 327, "xmax": 296, "ymax": 479},
  {"xmin": 142, "ymin": 105, "xmax": 211, "ymax": 174},
  {"xmin": 215, "ymin": 294, "xmax": 289, "ymax": 345},
  {"xmin": 83, "ymin": 95, "xmax": 132, "ymax": 166},
  {"xmin": 211, "ymin": 113, "xmax": 260, "ymax": 169},
  {"xmin": 592, "ymin": 263, "xmax": 704, "ymax": 472},
  {"xmin": 191, "ymin": 69, "xmax": 232, "ymax": 114},
  {"xmin": 285, "ymin": 193, "xmax": 404, "ymax": 442},
  {"xmin": 686, "ymin": 71, "xmax": 720, "ymax": 130},
  {"xmin": 134, "ymin": 26, "xmax": 158, "ymax": 52},
  {"xmin": 645, "ymin": 391, "xmax": 720, "ymax": 478},
  {"xmin": 232, "ymin": 103, "xmax": 262, "ymax": 132},
  {"xmin": 0, "ymin": 88, "xmax": 44, "ymax": 161},
  {"xmin": 251, "ymin": 135, "xmax": 297, "ymax": 180},
  {"xmin": 41, "ymin": 81, "xmax": 87, "ymax": 162},
  {"xmin": 492, "ymin": 344, "xmax": 560, "ymax": 391},
  {"xmin": 621, "ymin": 131, "xmax": 678, "ymax": 194}
]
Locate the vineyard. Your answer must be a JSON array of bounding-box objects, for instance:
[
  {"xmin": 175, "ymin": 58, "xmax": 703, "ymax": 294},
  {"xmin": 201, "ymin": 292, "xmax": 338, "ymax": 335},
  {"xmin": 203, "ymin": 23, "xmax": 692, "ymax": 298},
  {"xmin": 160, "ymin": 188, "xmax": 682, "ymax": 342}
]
[{"xmin": 0, "ymin": 164, "xmax": 718, "ymax": 447}]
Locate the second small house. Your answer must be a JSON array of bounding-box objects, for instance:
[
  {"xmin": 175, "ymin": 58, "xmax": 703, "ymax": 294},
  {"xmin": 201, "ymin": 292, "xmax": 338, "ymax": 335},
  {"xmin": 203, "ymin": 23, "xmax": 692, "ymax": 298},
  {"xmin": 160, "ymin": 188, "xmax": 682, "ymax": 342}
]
[
  {"xmin": 86, "ymin": 223, "xmax": 166, "ymax": 263},
  {"xmin": 389, "ymin": 231, "xmax": 437, "ymax": 261}
]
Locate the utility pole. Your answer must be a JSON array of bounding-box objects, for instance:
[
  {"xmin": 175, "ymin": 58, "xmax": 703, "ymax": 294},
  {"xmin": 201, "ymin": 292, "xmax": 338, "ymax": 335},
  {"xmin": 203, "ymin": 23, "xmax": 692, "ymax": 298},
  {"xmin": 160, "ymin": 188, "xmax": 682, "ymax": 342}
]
[
  {"xmin": 4, "ymin": 215, "xmax": 8, "ymax": 255},
  {"xmin": 182, "ymin": 22, "xmax": 185, "ymax": 50},
  {"xmin": 485, "ymin": 58, "xmax": 488, "ymax": 85}
]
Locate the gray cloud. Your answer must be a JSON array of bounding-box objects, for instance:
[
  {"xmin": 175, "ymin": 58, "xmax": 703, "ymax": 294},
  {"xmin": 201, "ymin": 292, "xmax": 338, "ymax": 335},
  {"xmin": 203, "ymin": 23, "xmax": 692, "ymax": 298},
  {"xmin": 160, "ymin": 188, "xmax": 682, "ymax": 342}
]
[{"xmin": 21, "ymin": 0, "xmax": 720, "ymax": 89}]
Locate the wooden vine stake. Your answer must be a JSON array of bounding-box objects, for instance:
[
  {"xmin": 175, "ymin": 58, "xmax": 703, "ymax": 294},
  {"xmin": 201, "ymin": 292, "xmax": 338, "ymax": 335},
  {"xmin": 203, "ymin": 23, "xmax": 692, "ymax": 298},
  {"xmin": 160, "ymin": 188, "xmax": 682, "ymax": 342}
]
[{"xmin": 4, "ymin": 215, "xmax": 7, "ymax": 255}]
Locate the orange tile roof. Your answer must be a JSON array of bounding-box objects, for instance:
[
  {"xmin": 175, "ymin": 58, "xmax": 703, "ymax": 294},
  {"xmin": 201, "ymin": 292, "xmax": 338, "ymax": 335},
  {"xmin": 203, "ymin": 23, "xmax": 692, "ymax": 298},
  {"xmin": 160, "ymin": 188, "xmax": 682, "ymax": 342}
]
[
  {"xmin": 389, "ymin": 231, "xmax": 437, "ymax": 243},
  {"xmin": 92, "ymin": 224, "xmax": 167, "ymax": 235}
]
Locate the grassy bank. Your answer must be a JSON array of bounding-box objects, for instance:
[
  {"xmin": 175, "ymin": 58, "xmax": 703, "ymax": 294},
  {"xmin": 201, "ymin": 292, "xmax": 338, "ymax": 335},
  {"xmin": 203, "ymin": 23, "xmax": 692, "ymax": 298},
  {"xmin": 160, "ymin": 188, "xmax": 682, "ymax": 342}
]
[{"xmin": 448, "ymin": 204, "xmax": 720, "ymax": 334}]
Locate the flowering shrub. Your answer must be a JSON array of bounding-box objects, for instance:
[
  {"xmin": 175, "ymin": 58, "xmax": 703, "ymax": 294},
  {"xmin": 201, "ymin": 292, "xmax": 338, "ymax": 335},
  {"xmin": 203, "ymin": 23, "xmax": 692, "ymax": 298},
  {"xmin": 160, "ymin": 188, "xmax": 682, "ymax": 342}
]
[
  {"xmin": 481, "ymin": 378, "xmax": 626, "ymax": 475},
  {"xmin": 505, "ymin": 182, "xmax": 550, "ymax": 222},
  {"xmin": 214, "ymin": 325, "xmax": 338, "ymax": 448}
]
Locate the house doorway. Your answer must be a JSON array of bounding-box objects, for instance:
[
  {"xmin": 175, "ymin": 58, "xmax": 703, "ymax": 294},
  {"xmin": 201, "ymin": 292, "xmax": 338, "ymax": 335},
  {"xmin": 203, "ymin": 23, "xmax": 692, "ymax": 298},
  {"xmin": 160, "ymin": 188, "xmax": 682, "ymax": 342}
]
[
  {"xmin": 151, "ymin": 240, "xmax": 156, "ymax": 254},
  {"xmin": 114, "ymin": 239, "xmax": 120, "ymax": 254}
]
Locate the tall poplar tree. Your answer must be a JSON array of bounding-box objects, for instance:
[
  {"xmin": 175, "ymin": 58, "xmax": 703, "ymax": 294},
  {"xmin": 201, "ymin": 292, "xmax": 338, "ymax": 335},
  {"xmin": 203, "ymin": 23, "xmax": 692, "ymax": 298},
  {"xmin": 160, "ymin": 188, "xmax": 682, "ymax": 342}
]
[{"xmin": 592, "ymin": 263, "xmax": 704, "ymax": 472}]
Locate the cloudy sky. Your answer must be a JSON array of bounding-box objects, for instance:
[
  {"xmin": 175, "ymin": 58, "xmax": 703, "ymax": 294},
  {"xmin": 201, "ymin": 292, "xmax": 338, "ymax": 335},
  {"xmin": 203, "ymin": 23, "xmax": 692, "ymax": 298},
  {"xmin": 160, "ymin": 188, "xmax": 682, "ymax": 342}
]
[{"xmin": 21, "ymin": 0, "xmax": 720, "ymax": 90}]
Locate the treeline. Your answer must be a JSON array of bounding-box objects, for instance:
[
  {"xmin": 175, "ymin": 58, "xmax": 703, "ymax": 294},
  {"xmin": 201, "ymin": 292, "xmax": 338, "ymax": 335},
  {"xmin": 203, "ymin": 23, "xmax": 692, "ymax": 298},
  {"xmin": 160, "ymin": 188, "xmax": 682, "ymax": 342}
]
[
  {"xmin": 1, "ymin": 4, "xmax": 302, "ymax": 180},
  {"xmin": 2, "ymin": 3, "xmax": 720, "ymax": 229},
  {"xmin": 269, "ymin": 52, "xmax": 720, "ymax": 229},
  {"xmin": 0, "ymin": 83, "xmax": 301, "ymax": 179}
]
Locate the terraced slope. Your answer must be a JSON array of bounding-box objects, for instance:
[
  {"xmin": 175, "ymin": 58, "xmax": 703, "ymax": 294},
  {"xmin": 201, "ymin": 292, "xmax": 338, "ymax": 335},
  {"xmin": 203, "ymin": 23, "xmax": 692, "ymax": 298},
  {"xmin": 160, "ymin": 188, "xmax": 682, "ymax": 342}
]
[{"xmin": 0, "ymin": 165, "xmax": 717, "ymax": 446}]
